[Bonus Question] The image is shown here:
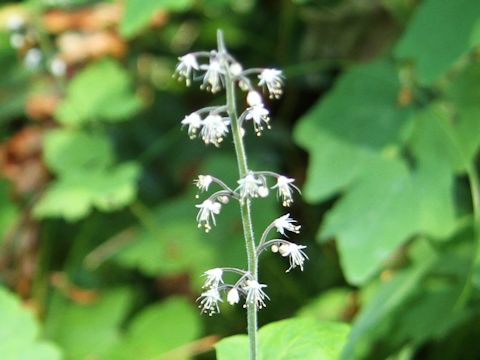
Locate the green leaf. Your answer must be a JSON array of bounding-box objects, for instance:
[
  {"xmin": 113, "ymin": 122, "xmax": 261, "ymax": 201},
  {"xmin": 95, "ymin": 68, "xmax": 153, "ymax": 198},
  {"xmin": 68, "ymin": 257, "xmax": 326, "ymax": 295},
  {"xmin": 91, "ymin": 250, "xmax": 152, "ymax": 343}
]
[
  {"xmin": 320, "ymin": 105, "xmax": 458, "ymax": 285},
  {"xmin": 45, "ymin": 288, "xmax": 132, "ymax": 360},
  {"xmin": 395, "ymin": 0, "xmax": 480, "ymax": 84},
  {"xmin": 34, "ymin": 163, "xmax": 140, "ymax": 221},
  {"xmin": 216, "ymin": 318, "xmax": 350, "ymax": 360},
  {"xmin": 320, "ymin": 159, "xmax": 417, "ymax": 284},
  {"xmin": 121, "ymin": 0, "xmax": 193, "ymax": 38},
  {"xmin": 293, "ymin": 60, "xmax": 409, "ymax": 202},
  {"xmin": 108, "ymin": 297, "xmax": 201, "ymax": 360},
  {"xmin": 297, "ymin": 288, "xmax": 352, "ymax": 322},
  {"xmin": 56, "ymin": 59, "xmax": 141, "ymax": 126},
  {"xmin": 0, "ymin": 287, "xmax": 62, "ymax": 360},
  {"xmin": 43, "ymin": 129, "xmax": 114, "ymax": 175}
]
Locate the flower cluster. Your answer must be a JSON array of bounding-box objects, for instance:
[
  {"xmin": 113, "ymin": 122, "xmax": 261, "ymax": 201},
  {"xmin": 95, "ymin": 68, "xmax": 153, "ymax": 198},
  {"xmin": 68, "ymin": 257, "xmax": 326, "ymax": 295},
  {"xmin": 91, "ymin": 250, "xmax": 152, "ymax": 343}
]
[
  {"xmin": 197, "ymin": 268, "xmax": 271, "ymax": 315},
  {"xmin": 175, "ymin": 32, "xmax": 308, "ymax": 317},
  {"xmin": 175, "ymin": 49, "xmax": 284, "ymax": 143}
]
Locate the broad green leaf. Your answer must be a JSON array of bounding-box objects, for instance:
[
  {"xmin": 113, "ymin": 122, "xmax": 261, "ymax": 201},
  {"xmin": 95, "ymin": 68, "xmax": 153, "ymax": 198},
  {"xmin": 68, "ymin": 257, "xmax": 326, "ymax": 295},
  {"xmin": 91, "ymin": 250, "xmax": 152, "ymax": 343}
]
[
  {"xmin": 395, "ymin": 0, "xmax": 480, "ymax": 84},
  {"xmin": 297, "ymin": 288, "xmax": 352, "ymax": 322},
  {"xmin": 293, "ymin": 60, "xmax": 409, "ymax": 202},
  {"xmin": 108, "ymin": 297, "xmax": 201, "ymax": 360},
  {"xmin": 56, "ymin": 59, "xmax": 141, "ymax": 126},
  {"xmin": 0, "ymin": 180, "xmax": 18, "ymax": 245},
  {"xmin": 321, "ymin": 159, "xmax": 417, "ymax": 284},
  {"xmin": 0, "ymin": 287, "xmax": 62, "ymax": 360},
  {"xmin": 216, "ymin": 318, "xmax": 350, "ymax": 360},
  {"xmin": 45, "ymin": 288, "xmax": 132, "ymax": 360},
  {"xmin": 121, "ymin": 0, "xmax": 193, "ymax": 38},
  {"xmin": 34, "ymin": 163, "xmax": 140, "ymax": 221},
  {"xmin": 43, "ymin": 129, "xmax": 113, "ymax": 175},
  {"xmin": 320, "ymin": 105, "xmax": 457, "ymax": 285}
]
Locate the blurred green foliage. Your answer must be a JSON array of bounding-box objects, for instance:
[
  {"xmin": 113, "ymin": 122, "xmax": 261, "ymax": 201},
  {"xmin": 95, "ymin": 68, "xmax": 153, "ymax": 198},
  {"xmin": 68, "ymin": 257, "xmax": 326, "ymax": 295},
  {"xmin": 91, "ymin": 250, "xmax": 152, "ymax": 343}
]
[{"xmin": 0, "ymin": 0, "xmax": 480, "ymax": 359}]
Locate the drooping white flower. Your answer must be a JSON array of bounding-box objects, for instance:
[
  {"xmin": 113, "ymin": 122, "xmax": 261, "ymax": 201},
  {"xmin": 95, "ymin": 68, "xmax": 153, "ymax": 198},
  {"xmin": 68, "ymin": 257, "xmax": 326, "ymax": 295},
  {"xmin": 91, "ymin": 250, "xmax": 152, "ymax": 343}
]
[
  {"xmin": 274, "ymin": 214, "xmax": 301, "ymax": 236},
  {"xmin": 227, "ymin": 287, "xmax": 240, "ymax": 305},
  {"xmin": 244, "ymin": 105, "xmax": 270, "ymax": 135},
  {"xmin": 201, "ymin": 58, "xmax": 223, "ymax": 93},
  {"xmin": 24, "ymin": 48, "xmax": 42, "ymax": 70},
  {"xmin": 175, "ymin": 54, "xmax": 199, "ymax": 86},
  {"xmin": 272, "ymin": 176, "xmax": 299, "ymax": 207},
  {"xmin": 181, "ymin": 112, "xmax": 202, "ymax": 139},
  {"xmin": 195, "ymin": 199, "xmax": 221, "ymax": 232},
  {"xmin": 197, "ymin": 288, "xmax": 222, "ymax": 316},
  {"xmin": 279, "ymin": 243, "xmax": 308, "ymax": 272},
  {"xmin": 257, "ymin": 185, "xmax": 269, "ymax": 198},
  {"xmin": 258, "ymin": 68, "xmax": 284, "ymax": 98},
  {"xmin": 202, "ymin": 268, "xmax": 224, "ymax": 288},
  {"xmin": 246, "ymin": 90, "xmax": 263, "ymax": 107},
  {"xmin": 200, "ymin": 114, "xmax": 229, "ymax": 146},
  {"xmin": 194, "ymin": 175, "xmax": 213, "ymax": 193},
  {"xmin": 237, "ymin": 173, "xmax": 262, "ymax": 199},
  {"xmin": 243, "ymin": 279, "xmax": 269, "ymax": 309}
]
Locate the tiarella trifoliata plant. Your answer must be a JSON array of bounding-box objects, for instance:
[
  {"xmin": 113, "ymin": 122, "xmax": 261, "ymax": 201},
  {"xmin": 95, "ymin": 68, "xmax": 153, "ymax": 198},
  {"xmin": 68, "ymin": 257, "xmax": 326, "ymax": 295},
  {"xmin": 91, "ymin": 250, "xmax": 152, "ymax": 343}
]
[{"xmin": 175, "ymin": 30, "xmax": 308, "ymax": 359}]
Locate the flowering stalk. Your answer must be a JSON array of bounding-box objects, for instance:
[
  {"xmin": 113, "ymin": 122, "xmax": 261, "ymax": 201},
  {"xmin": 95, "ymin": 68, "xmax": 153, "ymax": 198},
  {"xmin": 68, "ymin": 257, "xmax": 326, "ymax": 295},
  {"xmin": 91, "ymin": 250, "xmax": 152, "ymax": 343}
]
[
  {"xmin": 175, "ymin": 29, "xmax": 307, "ymax": 360},
  {"xmin": 218, "ymin": 31, "xmax": 259, "ymax": 358}
]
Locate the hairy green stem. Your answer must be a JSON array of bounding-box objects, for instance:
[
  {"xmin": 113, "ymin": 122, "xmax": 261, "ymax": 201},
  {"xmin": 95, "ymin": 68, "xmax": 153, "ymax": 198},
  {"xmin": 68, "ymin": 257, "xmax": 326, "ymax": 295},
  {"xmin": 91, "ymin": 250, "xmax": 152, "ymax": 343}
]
[{"xmin": 217, "ymin": 30, "xmax": 258, "ymax": 360}]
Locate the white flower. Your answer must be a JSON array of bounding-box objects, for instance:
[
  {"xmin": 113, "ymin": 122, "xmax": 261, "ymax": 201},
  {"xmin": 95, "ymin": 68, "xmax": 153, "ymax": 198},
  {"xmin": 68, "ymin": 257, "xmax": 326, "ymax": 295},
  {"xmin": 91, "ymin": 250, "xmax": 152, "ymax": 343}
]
[
  {"xmin": 195, "ymin": 199, "xmax": 221, "ymax": 232},
  {"xmin": 246, "ymin": 90, "xmax": 262, "ymax": 107},
  {"xmin": 202, "ymin": 268, "xmax": 223, "ymax": 288},
  {"xmin": 244, "ymin": 105, "xmax": 270, "ymax": 135},
  {"xmin": 257, "ymin": 185, "xmax": 269, "ymax": 198},
  {"xmin": 175, "ymin": 54, "xmax": 199, "ymax": 86},
  {"xmin": 197, "ymin": 288, "xmax": 222, "ymax": 316},
  {"xmin": 258, "ymin": 68, "xmax": 284, "ymax": 98},
  {"xmin": 272, "ymin": 176, "xmax": 299, "ymax": 207},
  {"xmin": 279, "ymin": 243, "xmax": 308, "ymax": 272},
  {"xmin": 50, "ymin": 57, "xmax": 66, "ymax": 77},
  {"xmin": 237, "ymin": 173, "xmax": 262, "ymax": 199},
  {"xmin": 201, "ymin": 58, "xmax": 223, "ymax": 93},
  {"xmin": 194, "ymin": 175, "xmax": 213, "ymax": 192},
  {"xmin": 181, "ymin": 113, "xmax": 202, "ymax": 139},
  {"xmin": 24, "ymin": 48, "xmax": 42, "ymax": 70},
  {"xmin": 243, "ymin": 279, "xmax": 269, "ymax": 309},
  {"xmin": 200, "ymin": 114, "xmax": 229, "ymax": 146},
  {"xmin": 227, "ymin": 287, "xmax": 240, "ymax": 305},
  {"xmin": 274, "ymin": 214, "xmax": 301, "ymax": 236}
]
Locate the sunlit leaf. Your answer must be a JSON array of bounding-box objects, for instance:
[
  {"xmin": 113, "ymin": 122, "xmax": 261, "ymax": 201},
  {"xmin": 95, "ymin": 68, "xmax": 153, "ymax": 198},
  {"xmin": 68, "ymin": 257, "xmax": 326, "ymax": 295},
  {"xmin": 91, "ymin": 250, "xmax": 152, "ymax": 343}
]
[
  {"xmin": 121, "ymin": 0, "xmax": 193, "ymax": 38},
  {"xmin": 216, "ymin": 318, "xmax": 350, "ymax": 360},
  {"xmin": 395, "ymin": 0, "xmax": 480, "ymax": 84},
  {"xmin": 56, "ymin": 59, "xmax": 141, "ymax": 126},
  {"xmin": 293, "ymin": 60, "xmax": 409, "ymax": 202},
  {"xmin": 108, "ymin": 297, "xmax": 201, "ymax": 360},
  {"xmin": 34, "ymin": 163, "xmax": 140, "ymax": 221},
  {"xmin": 43, "ymin": 129, "xmax": 113, "ymax": 175},
  {"xmin": 0, "ymin": 287, "xmax": 62, "ymax": 360},
  {"xmin": 45, "ymin": 288, "xmax": 132, "ymax": 360}
]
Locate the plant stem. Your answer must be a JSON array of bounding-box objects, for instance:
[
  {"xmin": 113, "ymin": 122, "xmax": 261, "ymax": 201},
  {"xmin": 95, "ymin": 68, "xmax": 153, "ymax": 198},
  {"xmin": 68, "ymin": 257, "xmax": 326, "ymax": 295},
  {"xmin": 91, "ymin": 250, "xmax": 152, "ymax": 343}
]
[{"xmin": 217, "ymin": 30, "xmax": 258, "ymax": 360}]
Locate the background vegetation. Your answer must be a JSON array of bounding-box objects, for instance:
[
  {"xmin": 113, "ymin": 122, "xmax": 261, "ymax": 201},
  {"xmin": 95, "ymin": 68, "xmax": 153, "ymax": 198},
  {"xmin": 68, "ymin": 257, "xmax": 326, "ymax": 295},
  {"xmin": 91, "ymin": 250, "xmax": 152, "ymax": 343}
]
[{"xmin": 0, "ymin": 0, "xmax": 480, "ymax": 359}]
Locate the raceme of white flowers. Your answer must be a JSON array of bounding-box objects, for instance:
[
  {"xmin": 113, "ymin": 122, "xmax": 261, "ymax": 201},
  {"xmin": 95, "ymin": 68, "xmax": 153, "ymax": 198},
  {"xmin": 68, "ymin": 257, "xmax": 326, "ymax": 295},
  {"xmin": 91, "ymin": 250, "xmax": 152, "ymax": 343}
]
[{"xmin": 175, "ymin": 41, "xmax": 308, "ymax": 316}]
